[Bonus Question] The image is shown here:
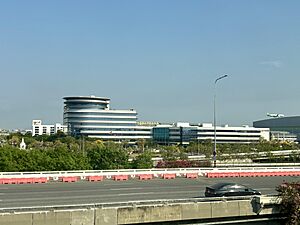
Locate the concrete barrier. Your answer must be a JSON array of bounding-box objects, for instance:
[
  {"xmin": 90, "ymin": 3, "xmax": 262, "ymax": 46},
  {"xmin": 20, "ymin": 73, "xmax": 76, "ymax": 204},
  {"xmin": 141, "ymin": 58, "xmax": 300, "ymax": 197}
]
[
  {"xmin": 0, "ymin": 196, "xmax": 283, "ymax": 225},
  {"xmin": 138, "ymin": 174, "xmax": 153, "ymax": 180},
  {"xmin": 62, "ymin": 177, "xmax": 78, "ymax": 182},
  {"xmin": 114, "ymin": 175, "xmax": 128, "ymax": 181},
  {"xmin": 88, "ymin": 176, "xmax": 104, "ymax": 182},
  {"xmin": 186, "ymin": 173, "xmax": 198, "ymax": 178},
  {"xmin": 162, "ymin": 174, "xmax": 176, "ymax": 179},
  {"xmin": 0, "ymin": 213, "xmax": 32, "ymax": 225}
]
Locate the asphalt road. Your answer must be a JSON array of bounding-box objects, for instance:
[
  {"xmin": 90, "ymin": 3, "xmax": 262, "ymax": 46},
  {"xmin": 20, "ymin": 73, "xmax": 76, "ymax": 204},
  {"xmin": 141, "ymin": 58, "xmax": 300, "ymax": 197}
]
[{"xmin": 0, "ymin": 176, "xmax": 299, "ymax": 208}]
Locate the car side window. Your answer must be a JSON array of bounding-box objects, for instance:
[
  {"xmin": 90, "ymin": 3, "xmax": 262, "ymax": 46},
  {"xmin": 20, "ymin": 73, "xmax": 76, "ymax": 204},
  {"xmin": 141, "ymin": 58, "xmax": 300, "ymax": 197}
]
[{"xmin": 219, "ymin": 186, "xmax": 229, "ymax": 191}]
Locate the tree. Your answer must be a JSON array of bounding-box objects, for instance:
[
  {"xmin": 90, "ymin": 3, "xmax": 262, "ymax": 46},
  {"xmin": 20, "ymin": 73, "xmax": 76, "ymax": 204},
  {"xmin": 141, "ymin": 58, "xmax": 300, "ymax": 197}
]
[
  {"xmin": 186, "ymin": 142, "xmax": 198, "ymax": 155},
  {"xmin": 276, "ymin": 182, "xmax": 300, "ymax": 225},
  {"xmin": 0, "ymin": 146, "xmax": 21, "ymax": 171},
  {"xmin": 144, "ymin": 139, "xmax": 157, "ymax": 149},
  {"xmin": 9, "ymin": 135, "xmax": 20, "ymax": 147},
  {"xmin": 132, "ymin": 151, "xmax": 153, "ymax": 169},
  {"xmin": 161, "ymin": 145, "xmax": 181, "ymax": 161},
  {"xmin": 137, "ymin": 139, "xmax": 146, "ymax": 153},
  {"xmin": 87, "ymin": 141, "xmax": 130, "ymax": 170}
]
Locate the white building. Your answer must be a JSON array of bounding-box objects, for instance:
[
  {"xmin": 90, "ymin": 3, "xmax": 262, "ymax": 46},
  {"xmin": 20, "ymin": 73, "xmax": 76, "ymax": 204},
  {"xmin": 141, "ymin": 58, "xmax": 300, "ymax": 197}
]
[
  {"xmin": 63, "ymin": 96, "xmax": 152, "ymax": 142},
  {"xmin": 196, "ymin": 123, "xmax": 270, "ymax": 143},
  {"xmin": 270, "ymin": 131, "xmax": 298, "ymax": 143},
  {"xmin": 32, "ymin": 120, "xmax": 67, "ymax": 136},
  {"xmin": 153, "ymin": 122, "xmax": 270, "ymax": 145}
]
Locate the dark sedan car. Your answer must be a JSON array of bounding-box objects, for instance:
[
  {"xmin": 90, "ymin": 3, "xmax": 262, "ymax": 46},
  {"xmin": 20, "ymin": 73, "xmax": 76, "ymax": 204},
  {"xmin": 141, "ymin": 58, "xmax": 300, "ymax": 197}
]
[{"xmin": 205, "ymin": 182, "xmax": 261, "ymax": 197}]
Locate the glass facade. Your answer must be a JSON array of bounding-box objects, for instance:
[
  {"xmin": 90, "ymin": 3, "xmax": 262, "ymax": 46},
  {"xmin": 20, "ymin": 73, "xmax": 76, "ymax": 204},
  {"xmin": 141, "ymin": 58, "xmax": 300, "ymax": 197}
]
[
  {"xmin": 152, "ymin": 127, "xmax": 170, "ymax": 144},
  {"xmin": 153, "ymin": 124, "xmax": 268, "ymax": 145},
  {"xmin": 63, "ymin": 96, "xmax": 151, "ymax": 141},
  {"xmin": 254, "ymin": 116, "xmax": 300, "ymax": 141}
]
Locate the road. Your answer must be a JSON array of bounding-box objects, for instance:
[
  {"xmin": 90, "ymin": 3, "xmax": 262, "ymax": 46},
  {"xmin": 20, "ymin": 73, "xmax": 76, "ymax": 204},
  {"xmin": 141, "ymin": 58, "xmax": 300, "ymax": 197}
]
[{"xmin": 0, "ymin": 176, "xmax": 299, "ymax": 208}]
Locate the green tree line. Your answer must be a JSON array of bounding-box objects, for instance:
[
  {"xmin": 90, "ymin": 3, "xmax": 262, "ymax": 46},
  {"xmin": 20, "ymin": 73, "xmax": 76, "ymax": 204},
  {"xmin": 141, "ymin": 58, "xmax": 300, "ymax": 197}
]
[{"xmin": 0, "ymin": 132, "xmax": 299, "ymax": 172}]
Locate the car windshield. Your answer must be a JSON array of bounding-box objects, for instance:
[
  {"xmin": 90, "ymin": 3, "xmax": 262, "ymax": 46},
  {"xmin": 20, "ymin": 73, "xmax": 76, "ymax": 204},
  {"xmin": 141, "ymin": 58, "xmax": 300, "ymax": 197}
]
[
  {"xmin": 209, "ymin": 183, "xmax": 236, "ymax": 189},
  {"xmin": 228, "ymin": 184, "xmax": 246, "ymax": 189},
  {"xmin": 210, "ymin": 183, "xmax": 248, "ymax": 190}
]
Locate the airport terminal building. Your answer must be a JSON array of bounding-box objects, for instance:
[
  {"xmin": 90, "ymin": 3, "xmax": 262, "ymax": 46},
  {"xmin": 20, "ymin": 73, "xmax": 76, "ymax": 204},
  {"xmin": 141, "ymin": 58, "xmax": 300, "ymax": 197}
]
[
  {"xmin": 62, "ymin": 95, "xmax": 272, "ymax": 144},
  {"xmin": 25, "ymin": 95, "xmax": 279, "ymax": 145},
  {"xmin": 253, "ymin": 116, "xmax": 300, "ymax": 142},
  {"xmin": 63, "ymin": 96, "xmax": 152, "ymax": 142},
  {"xmin": 153, "ymin": 122, "xmax": 270, "ymax": 145}
]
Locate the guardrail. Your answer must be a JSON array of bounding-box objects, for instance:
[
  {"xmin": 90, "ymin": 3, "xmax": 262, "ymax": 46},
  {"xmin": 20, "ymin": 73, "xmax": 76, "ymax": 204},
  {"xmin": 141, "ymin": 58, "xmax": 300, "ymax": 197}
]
[{"xmin": 0, "ymin": 167, "xmax": 300, "ymax": 183}]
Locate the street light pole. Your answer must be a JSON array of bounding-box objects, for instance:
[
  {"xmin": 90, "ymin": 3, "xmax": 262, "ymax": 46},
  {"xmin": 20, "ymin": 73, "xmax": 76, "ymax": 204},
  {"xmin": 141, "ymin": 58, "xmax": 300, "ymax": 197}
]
[{"xmin": 213, "ymin": 74, "xmax": 228, "ymax": 167}]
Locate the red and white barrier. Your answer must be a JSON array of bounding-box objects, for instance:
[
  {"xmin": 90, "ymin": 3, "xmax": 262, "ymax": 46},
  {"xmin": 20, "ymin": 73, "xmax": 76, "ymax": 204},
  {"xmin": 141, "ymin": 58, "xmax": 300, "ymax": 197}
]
[
  {"xmin": 114, "ymin": 175, "xmax": 128, "ymax": 181},
  {"xmin": 1, "ymin": 167, "xmax": 300, "ymax": 185},
  {"xmin": 186, "ymin": 173, "xmax": 198, "ymax": 179},
  {"xmin": 138, "ymin": 174, "xmax": 153, "ymax": 180},
  {"xmin": 0, "ymin": 177, "xmax": 48, "ymax": 184},
  {"xmin": 163, "ymin": 174, "xmax": 176, "ymax": 179},
  {"xmin": 88, "ymin": 176, "xmax": 104, "ymax": 182},
  {"xmin": 62, "ymin": 177, "xmax": 78, "ymax": 182}
]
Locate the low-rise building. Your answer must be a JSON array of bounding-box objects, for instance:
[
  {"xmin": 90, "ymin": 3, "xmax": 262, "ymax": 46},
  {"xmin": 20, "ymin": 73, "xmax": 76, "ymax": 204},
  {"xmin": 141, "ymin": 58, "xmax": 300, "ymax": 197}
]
[
  {"xmin": 32, "ymin": 120, "xmax": 67, "ymax": 136},
  {"xmin": 153, "ymin": 122, "xmax": 270, "ymax": 145}
]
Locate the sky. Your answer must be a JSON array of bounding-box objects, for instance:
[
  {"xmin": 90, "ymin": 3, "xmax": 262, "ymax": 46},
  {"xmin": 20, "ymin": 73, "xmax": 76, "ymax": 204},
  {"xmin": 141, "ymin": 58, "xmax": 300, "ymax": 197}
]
[{"xmin": 0, "ymin": 0, "xmax": 300, "ymax": 130}]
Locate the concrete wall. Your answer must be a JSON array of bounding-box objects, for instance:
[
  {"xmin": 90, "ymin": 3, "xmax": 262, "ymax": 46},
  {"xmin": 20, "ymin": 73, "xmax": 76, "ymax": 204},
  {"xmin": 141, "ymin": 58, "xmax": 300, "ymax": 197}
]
[{"xmin": 0, "ymin": 198, "xmax": 282, "ymax": 225}]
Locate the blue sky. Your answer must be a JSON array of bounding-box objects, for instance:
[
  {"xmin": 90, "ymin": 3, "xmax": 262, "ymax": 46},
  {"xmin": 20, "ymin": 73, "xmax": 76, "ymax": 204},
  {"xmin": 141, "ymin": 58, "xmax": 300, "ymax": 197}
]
[{"xmin": 0, "ymin": 1, "xmax": 299, "ymax": 129}]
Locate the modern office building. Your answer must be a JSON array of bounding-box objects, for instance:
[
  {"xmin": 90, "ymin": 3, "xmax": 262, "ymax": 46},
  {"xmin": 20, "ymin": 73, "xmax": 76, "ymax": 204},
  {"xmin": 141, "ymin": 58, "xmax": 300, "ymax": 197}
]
[
  {"xmin": 253, "ymin": 116, "xmax": 300, "ymax": 142},
  {"xmin": 269, "ymin": 131, "xmax": 298, "ymax": 143},
  {"xmin": 153, "ymin": 122, "xmax": 270, "ymax": 145},
  {"xmin": 63, "ymin": 96, "xmax": 152, "ymax": 142},
  {"xmin": 32, "ymin": 120, "xmax": 67, "ymax": 136}
]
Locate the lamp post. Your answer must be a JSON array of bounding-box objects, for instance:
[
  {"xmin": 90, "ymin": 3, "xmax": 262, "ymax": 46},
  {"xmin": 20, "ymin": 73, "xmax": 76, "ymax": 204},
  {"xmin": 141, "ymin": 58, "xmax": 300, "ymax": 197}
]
[{"xmin": 213, "ymin": 74, "xmax": 228, "ymax": 167}]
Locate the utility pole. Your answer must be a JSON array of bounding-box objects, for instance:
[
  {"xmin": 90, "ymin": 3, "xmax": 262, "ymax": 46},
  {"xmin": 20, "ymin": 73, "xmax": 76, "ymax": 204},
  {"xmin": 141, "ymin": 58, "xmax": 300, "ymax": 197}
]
[{"xmin": 213, "ymin": 74, "xmax": 228, "ymax": 167}]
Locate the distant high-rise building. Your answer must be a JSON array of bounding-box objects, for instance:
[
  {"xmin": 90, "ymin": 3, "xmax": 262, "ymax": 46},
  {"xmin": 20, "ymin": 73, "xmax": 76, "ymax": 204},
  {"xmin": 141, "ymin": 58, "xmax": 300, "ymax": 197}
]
[{"xmin": 63, "ymin": 96, "xmax": 152, "ymax": 142}]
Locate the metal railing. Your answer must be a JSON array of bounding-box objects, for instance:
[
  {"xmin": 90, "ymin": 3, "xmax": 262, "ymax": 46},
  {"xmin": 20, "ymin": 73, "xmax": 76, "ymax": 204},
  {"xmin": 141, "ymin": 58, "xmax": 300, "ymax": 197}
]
[{"xmin": 0, "ymin": 166, "xmax": 300, "ymax": 179}]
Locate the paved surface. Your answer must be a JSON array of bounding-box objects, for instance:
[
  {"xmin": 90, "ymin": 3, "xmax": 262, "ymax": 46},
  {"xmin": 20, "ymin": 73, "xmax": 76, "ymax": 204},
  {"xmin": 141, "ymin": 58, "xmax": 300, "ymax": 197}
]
[{"xmin": 0, "ymin": 176, "xmax": 299, "ymax": 208}]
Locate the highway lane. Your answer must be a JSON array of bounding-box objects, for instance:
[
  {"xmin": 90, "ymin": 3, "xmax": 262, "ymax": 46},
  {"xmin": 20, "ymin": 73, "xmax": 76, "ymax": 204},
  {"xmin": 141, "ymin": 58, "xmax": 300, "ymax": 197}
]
[{"xmin": 0, "ymin": 176, "xmax": 299, "ymax": 208}]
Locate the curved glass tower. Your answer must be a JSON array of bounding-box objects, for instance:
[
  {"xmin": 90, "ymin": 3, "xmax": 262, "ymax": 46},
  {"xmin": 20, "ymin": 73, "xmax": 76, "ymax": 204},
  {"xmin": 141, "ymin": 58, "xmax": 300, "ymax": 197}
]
[{"xmin": 63, "ymin": 96, "xmax": 151, "ymax": 141}]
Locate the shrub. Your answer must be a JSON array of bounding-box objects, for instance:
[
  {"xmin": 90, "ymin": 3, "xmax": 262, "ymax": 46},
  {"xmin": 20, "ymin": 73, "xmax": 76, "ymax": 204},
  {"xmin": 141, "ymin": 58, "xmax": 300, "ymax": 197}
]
[{"xmin": 276, "ymin": 182, "xmax": 300, "ymax": 225}]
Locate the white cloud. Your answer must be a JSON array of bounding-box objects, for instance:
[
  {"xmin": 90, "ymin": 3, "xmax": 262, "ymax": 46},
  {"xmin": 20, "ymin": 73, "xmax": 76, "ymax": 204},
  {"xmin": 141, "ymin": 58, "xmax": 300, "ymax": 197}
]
[{"xmin": 260, "ymin": 60, "xmax": 283, "ymax": 68}]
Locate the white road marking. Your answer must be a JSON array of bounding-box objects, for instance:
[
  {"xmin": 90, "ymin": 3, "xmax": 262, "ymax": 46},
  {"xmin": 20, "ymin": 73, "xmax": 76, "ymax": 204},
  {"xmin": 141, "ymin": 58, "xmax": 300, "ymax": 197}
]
[
  {"xmin": 118, "ymin": 192, "xmax": 154, "ymax": 196},
  {"xmin": 110, "ymin": 188, "xmax": 142, "ymax": 191},
  {"xmin": 103, "ymin": 183, "xmax": 133, "ymax": 186}
]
